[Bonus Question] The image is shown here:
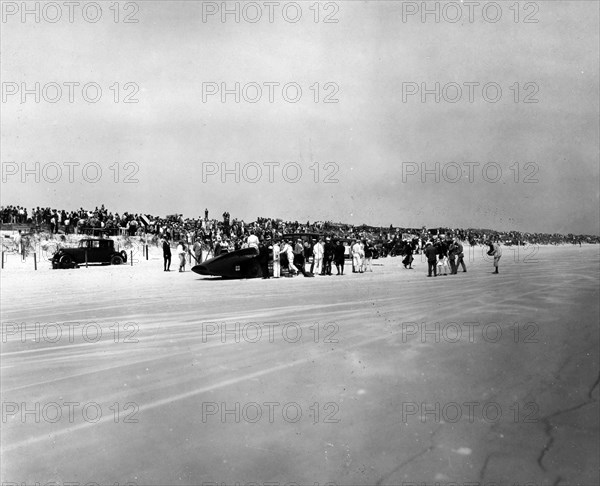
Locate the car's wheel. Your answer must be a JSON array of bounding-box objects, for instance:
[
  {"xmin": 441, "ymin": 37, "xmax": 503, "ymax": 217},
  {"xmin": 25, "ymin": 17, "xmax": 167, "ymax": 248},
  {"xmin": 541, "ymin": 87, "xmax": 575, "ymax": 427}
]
[
  {"xmin": 120, "ymin": 250, "xmax": 128, "ymax": 263},
  {"xmin": 59, "ymin": 254, "xmax": 72, "ymax": 267},
  {"xmin": 245, "ymin": 260, "xmax": 261, "ymax": 278},
  {"xmin": 111, "ymin": 255, "xmax": 124, "ymax": 265}
]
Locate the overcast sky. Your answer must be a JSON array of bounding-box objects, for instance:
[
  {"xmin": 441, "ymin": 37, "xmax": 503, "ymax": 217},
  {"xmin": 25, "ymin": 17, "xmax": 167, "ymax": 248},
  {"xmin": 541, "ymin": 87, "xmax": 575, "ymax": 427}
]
[{"xmin": 1, "ymin": 0, "xmax": 598, "ymax": 234}]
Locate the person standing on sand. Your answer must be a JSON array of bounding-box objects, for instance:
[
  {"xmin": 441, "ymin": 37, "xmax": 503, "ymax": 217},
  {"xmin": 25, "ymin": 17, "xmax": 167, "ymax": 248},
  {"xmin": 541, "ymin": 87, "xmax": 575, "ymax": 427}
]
[
  {"xmin": 436, "ymin": 238, "xmax": 449, "ymax": 276},
  {"xmin": 282, "ymin": 240, "xmax": 298, "ymax": 275},
  {"xmin": 177, "ymin": 241, "xmax": 186, "ymax": 272},
  {"xmin": 258, "ymin": 237, "xmax": 271, "ymax": 279},
  {"xmin": 455, "ymin": 238, "xmax": 467, "ymax": 273},
  {"xmin": 294, "ymin": 238, "xmax": 305, "ymax": 274},
  {"xmin": 312, "ymin": 238, "xmax": 324, "ymax": 275},
  {"xmin": 304, "ymin": 238, "xmax": 313, "ymax": 272},
  {"xmin": 323, "ymin": 237, "xmax": 334, "ymax": 276},
  {"xmin": 424, "ymin": 241, "xmax": 437, "ymax": 277},
  {"xmin": 334, "ymin": 240, "xmax": 346, "ymax": 275},
  {"xmin": 272, "ymin": 239, "xmax": 281, "ymax": 278},
  {"xmin": 352, "ymin": 240, "xmax": 362, "ymax": 273},
  {"xmin": 448, "ymin": 238, "xmax": 459, "ymax": 275},
  {"xmin": 359, "ymin": 240, "xmax": 366, "ymax": 272},
  {"xmin": 162, "ymin": 236, "xmax": 171, "ymax": 272},
  {"xmin": 192, "ymin": 238, "xmax": 202, "ymax": 264},
  {"xmin": 402, "ymin": 241, "xmax": 414, "ymax": 269},
  {"xmin": 490, "ymin": 238, "xmax": 502, "ymax": 274},
  {"xmin": 365, "ymin": 240, "xmax": 375, "ymax": 272}
]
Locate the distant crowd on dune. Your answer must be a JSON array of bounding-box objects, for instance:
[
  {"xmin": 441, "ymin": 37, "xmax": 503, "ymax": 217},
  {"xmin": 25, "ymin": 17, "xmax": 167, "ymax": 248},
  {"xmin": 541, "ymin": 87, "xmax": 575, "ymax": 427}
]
[{"xmin": 2, "ymin": 204, "xmax": 598, "ymax": 251}]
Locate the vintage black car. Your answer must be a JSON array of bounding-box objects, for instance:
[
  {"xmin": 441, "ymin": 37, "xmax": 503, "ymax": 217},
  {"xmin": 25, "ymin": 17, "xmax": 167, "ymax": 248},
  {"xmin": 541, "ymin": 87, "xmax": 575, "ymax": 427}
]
[{"xmin": 52, "ymin": 238, "xmax": 127, "ymax": 269}]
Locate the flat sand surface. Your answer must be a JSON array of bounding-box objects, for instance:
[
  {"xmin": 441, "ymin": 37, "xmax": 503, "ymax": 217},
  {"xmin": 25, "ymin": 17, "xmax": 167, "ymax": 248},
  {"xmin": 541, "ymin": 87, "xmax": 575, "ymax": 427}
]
[{"xmin": 1, "ymin": 244, "xmax": 599, "ymax": 486}]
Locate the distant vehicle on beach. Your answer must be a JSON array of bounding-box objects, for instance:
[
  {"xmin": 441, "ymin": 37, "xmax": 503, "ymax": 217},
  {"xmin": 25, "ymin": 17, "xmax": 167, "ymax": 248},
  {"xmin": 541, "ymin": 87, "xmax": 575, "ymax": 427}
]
[
  {"xmin": 192, "ymin": 246, "xmax": 262, "ymax": 278},
  {"xmin": 52, "ymin": 238, "xmax": 127, "ymax": 269}
]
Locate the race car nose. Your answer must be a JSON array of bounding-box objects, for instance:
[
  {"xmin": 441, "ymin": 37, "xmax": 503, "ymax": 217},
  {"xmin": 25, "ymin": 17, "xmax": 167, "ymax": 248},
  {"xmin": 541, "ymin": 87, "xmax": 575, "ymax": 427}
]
[{"xmin": 191, "ymin": 264, "xmax": 210, "ymax": 275}]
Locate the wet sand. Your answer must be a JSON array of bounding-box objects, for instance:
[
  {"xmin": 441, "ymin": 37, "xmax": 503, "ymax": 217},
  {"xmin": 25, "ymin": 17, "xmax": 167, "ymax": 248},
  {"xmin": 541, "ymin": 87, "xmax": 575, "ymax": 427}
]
[{"xmin": 1, "ymin": 244, "xmax": 598, "ymax": 485}]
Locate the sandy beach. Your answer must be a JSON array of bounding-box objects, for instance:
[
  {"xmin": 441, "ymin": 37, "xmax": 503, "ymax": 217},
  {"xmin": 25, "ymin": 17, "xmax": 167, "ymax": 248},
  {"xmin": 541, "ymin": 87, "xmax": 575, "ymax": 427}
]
[{"xmin": 1, "ymin": 243, "xmax": 598, "ymax": 486}]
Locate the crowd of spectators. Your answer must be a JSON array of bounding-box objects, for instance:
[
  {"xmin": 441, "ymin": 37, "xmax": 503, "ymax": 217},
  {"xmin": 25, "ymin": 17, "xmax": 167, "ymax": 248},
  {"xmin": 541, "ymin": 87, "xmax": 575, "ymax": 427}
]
[
  {"xmin": 1, "ymin": 205, "xmax": 143, "ymax": 236},
  {"xmin": 2, "ymin": 204, "xmax": 598, "ymax": 251}
]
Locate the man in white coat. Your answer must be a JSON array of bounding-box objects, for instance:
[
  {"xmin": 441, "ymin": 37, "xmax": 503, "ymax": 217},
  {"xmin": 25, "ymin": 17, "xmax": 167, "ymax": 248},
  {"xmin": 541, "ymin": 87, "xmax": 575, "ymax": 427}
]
[
  {"xmin": 281, "ymin": 240, "xmax": 298, "ymax": 275},
  {"xmin": 359, "ymin": 240, "xmax": 366, "ymax": 272},
  {"xmin": 352, "ymin": 240, "xmax": 363, "ymax": 273},
  {"xmin": 272, "ymin": 240, "xmax": 281, "ymax": 278},
  {"xmin": 312, "ymin": 238, "xmax": 324, "ymax": 275},
  {"xmin": 247, "ymin": 230, "xmax": 259, "ymax": 250}
]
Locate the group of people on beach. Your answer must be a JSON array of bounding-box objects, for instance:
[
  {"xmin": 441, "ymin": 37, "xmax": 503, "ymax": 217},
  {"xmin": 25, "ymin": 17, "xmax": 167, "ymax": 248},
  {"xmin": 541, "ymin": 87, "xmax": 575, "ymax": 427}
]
[
  {"xmin": 160, "ymin": 238, "xmax": 189, "ymax": 272},
  {"xmin": 258, "ymin": 235, "xmax": 376, "ymax": 278},
  {"xmin": 423, "ymin": 236, "xmax": 467, "ymax": 277},
  {"xmin": 159, "ymin": 232, "xmax": 378, "ymax": 277},
  {"xmin": 421, "ymin": 236, "xmax": 501, "ymax": 276},
  {"xmin": 158, "ymin": 229, "xmax": 507, "ymax": 278}
]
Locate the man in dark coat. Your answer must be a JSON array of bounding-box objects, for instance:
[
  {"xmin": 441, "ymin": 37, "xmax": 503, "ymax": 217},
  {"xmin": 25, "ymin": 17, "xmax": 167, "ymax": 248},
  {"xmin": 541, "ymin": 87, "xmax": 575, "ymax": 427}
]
[
  {"xmin": 334, "ymin": 240, "xmax": 346, "ymax": 275},
  {"xmin": 258, "ymin": 237, "xmax": 272, "ymax": 279},
  {"xmin": 448, "ymin": 238, "xmax": 459, "ymax": 274},
  {"xmin": 424, "ymin": 241, "xmax": 437, "ymax": 277},
  {"xmin": 323, "ymin": 237, "xmax": 335, "ymax": 276},
  {"xmin": 455, "ymin": 238, "xmax": 467, "ymax": 273},
  {"xmin": 293, "ymin": 238, "xmax": 305, "ymax": 274},
  {"xmin": 402, "ymin": 241, "xmax": 414, "ymax": 269},
  {"xmin": 304, "ymin": 238, "xmax": 313, "ymax": 271},
  {"xmin": 162, "ymin": 236, "xmax": 171, "ymax": 271}
]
